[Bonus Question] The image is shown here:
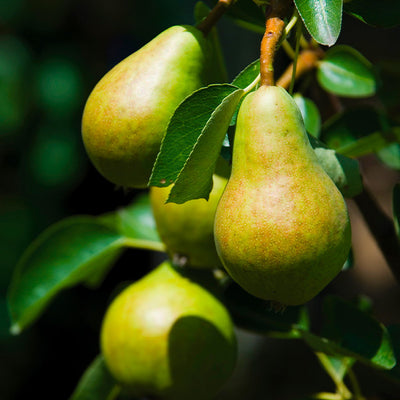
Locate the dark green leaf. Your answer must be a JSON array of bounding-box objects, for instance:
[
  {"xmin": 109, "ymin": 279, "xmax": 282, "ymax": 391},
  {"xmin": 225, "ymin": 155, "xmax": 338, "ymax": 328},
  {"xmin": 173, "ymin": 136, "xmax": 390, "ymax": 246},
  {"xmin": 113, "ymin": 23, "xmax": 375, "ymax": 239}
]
[
  {"xmin": 223, "ymin": 282, "xmax": 309, "ymax": 338},
  {"xmin": 308, "ymin": 135, "xmax": 363, "ymax": 197},
  {"xmin": 300, "ymin": 295, "xmax": 396, "ymax": 370},
  {"xmin": 344, "ymin": 0, "xmax": 400, "ymax": 28},
  {"xmin": 69, "ymin": 355, "xmax": 119, "ymax": 400},
  {"xmin": 294, "ymin": 0, "xmax": 343, "ymax": 46},
  {"xmin": 393, "ymin": 184, "xmax": 400, "ymax": 239},
  {"xmin": 7, "ymin": 218, "xmax": 124, "ymax": 333},
  {"xmin": 294, "ymin": 94, "xmax": 321, "ymax": 138},
  {"xmin": 230, "ymin": 59, "xmax": 260, "ymax": 126},
  {"xmin": 317, "ymin": 45, "xmax": 376, "ymax": 97},
  {"xmin": 385, "ymin": 325, "xmax": 400, "ymax": 383},
  {"xmin": 7, "ymin": 195, "xmax": 165, "ymax": 333},
  {"xmin": 377, "ymin": 143, "xmax": 400, "ymax": 170},
  {"xmin": 150, "ymin": 84, "xmax": 243, "ymax": 203}
]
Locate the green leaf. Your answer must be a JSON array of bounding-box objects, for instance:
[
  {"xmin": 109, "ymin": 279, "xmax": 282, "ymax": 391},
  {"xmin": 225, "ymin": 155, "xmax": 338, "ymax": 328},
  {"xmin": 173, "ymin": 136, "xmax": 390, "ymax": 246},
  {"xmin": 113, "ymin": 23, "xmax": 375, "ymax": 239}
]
[
  {"xmin": 294, "ymin": 0, "xmax": 343, "ymax": 46},
  {"xmin": 150, "ymin": 84, "xmax": 243, "ymax": 204},
  {"xmin": 7, "ymin": 195, "xmax": 165, "ymax": 333},
  {"xmin": 393, "ymin": 184, "xmax": 400, "ymax": 239},
  {"xmin": 230, "ymin": 59, "xmax": 260, "ymax": 126},
  {"xmin": 7, "ymin": 217, "xmax": 124, "ymax": 333},
  {"xmin": 308, "ymin": 135, "xmax": 363, "ymax": 198},
  {"xmin": 69, "ymin": 355, "xmax": 119, "ymax": 400},
  {"xmin": 317, "ymin": 45, "xmax": 376, "ymax": 97},
  {"xmin": 377, "ymin": 143, "xmax": 400, "ymax": 170},
  {"xmin": 223, "ymin": 282, "xmax": 309, "ymax": 338},
  {"xmin": 344, "ymin": 0, "xmax": 400, "ymax": 28},
  {"xmin": 294, "ymin": 94, "xmax": 321, "ymax": 138},
  {"xmin": 300, "ymin": 295, "xmax": 396, "ymax": 370},
  {"xmin": 385, "ymin": 324, "xmax": 400, "ymax": 383}
]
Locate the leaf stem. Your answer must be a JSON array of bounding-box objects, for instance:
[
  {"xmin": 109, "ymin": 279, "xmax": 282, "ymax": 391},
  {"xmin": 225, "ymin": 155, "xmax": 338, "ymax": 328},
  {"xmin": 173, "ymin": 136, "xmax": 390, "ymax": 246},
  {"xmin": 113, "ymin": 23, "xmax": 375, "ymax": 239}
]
[
  {"xmin": 259, "ymin": 0, "xmax": 292, "ymax": 86},
  {"xmin": 353, "ymin": 188, "xmax": 400, "ymax": 284},
  {"xmin": 346, "ymin": 366, "xmax": 365, "ymax": 400},
  {"xmin": 288, "ymin": 18, "xmax": 302, "ymax": 95},
  {"xmin": 122, "ymin": 238, "xmax": 166, "ymax": 253},
  {"xmin": 196, "ymin": 0, "xmax": 233, "ymax": 36},
  {"xmin": 315, "ymin": 352, "xmax": 352, "ymax": 399}
]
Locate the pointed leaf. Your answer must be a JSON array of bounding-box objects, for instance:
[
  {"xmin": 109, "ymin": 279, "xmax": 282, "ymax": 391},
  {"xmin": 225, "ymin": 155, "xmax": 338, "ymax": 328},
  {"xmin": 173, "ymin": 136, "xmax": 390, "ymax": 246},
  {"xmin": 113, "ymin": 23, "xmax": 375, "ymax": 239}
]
[
  {"xmin": 150, "ymin": 84, "xmax": 243, "ymax": 203},
  {"xmin": 344, "ymin": 0, "xmax": 400, "ymax": 28},
  {"xmin": 308, "ymin": 135, "xmax": 363, "ymax": 197},
  {"xmin": 7, "ymin": 195, "xmax": 165, "ymax": 333},
  {"xmin": 294, "ymin": 94, "xmax": 321, "ymax": 138},
  {"xmin": 317, "ymin": 45, "xmax": 376, "ymax": 97},
  {"xmin": 300, "ymin": 295, "xmax": 396, "ymax": 370},
  {"xmin": 294, "ymin": 0, "xmax": 343, "ymax": 46},
  {"xmin": 69, "ymin": 355, "xmax": 119, "ymax": 400}
]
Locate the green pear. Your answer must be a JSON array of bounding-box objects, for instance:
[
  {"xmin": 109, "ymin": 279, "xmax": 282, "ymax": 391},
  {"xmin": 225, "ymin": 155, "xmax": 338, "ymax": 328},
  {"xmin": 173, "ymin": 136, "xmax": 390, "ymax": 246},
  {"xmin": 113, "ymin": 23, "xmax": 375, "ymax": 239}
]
[
  {"xmin": 82, "ymin": 25, "xmax": 217, "ymax": 188},
  {"xmin": 214, "ymin": 86, "xmax": 352, "ymax": 306},
  {"xmin": 100, "ymin": 261, "xmax": 237, "ymax": 400},
  {"xmin": 150, "ymin": 173, "xmax": 227, "ymax": 269}
]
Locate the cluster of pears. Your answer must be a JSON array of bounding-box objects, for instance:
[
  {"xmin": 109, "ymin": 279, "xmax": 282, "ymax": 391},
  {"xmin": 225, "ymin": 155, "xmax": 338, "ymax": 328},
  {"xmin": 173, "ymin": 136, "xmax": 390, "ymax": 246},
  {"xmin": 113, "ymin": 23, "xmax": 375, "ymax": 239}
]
[{"xmin": 100, "ymin": 261, "xmax": 237, "ymax": 399}]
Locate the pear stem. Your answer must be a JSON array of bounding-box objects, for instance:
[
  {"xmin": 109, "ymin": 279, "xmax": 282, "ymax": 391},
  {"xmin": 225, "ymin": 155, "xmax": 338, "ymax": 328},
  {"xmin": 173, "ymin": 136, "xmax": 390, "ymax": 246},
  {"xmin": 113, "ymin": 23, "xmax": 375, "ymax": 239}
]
[
  {"xmin": 276, "ymin": 47, "xmax": 324, "ymax": 89},
  {"xmin": 259, "ymin": 0, "xmax": 292, "ymax": 87},
  {"xmin": 353, "ymin": 188, "xmax": 400, "ymax": 284},
  {"xmin": 196, "ymin": 0, "xmax": 233, "ymax": 36}
]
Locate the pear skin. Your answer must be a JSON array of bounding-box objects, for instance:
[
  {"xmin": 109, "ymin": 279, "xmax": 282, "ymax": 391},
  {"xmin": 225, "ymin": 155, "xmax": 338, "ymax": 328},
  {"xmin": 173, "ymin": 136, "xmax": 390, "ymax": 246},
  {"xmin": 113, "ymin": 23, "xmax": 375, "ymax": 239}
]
[
  {"xmin": 214, "ymin": 86, "xmax": 351, "ymax": 306},
  {"xmin": 150, "ymin": 174, "xmax": 227, "ymax": 269},
  {"xmin": 100, "ymin": 261, "xmax": 237, "ymax": 400},
  {"xmin": 82, "ymin": 25, "xmax": 215, "ymax": 188}
]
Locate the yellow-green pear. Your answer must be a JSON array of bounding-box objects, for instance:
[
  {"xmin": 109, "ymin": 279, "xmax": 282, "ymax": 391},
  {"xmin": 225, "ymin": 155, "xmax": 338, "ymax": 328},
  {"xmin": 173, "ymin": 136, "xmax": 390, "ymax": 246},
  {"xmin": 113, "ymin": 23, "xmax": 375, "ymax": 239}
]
[
  {"xmin": 214, "ymin": 85, "xmax": 352, "ymax": 306},
  {"xmin": 82, "ymin": 25, "xmax": 218, "ymax": 188},
  {"xmin": 150, "ymin": 173, "xmax": 227, "ymax": 269},
  {"xmin": 100, "ymin": 261, "xmax": 237, "ymax": 400}
]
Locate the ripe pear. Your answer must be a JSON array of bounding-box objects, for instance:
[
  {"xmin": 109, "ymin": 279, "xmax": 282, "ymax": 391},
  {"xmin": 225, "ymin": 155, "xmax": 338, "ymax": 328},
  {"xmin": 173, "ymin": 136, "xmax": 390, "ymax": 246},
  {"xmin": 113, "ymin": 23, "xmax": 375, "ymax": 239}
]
[
  {"xmin": 100, "ymin": 261, "xmax": 237, "ymax": 400},
  {"xmin": 150, "ymin": 173, "xmax": 227, "ymax": 269},
  {"xmin": 214, "ymin": 86, "xmax": 352, "ymax": 306},
  {"xmin": 82, "ymin": 25, "xmax": 217, "ymax": 188}
]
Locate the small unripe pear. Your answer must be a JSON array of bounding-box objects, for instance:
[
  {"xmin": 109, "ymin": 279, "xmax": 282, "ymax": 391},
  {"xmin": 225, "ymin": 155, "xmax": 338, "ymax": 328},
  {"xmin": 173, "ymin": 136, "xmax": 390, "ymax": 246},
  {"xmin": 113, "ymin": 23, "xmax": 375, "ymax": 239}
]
[
  {"xmin": 100, "ymin": 261, "xmax": 237, "ymax": 400},
  {"xmin": 214, "ymin": 86, "xmax": 352, "ymax": 306},
  {"xmin": 150, "ymin": 174, "xmax": 227, "ymax": 269},
  {"xmin": 82, "ymin": 25, "xmax": 216, "ymax": 188}
]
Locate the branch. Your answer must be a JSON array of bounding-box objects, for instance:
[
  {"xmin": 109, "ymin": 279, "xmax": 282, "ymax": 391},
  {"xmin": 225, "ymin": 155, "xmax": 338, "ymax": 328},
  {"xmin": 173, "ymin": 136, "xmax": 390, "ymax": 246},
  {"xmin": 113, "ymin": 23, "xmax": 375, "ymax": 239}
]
[
  {"xmin": 276, "ymin": 48, "xmax": 324, "ymax": 89},
  {"xmin": 196, "ymin": 0, "xmax": 233, "ymax": 36},
  {"xmin": 353, "ymin": 188, "xmax": 400, "ymax": 284},
  {"xmin": 260, "ymin": 0, "xmax": 292, "ymax": 86}
]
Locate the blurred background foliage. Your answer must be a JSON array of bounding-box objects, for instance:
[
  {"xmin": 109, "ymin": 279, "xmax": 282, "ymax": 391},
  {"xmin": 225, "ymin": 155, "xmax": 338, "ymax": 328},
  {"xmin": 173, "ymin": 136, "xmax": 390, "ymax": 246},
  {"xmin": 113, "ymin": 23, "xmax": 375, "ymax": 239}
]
[{"xmin": 1, "ymin": 1, "xmax": 400, "ymax": 399}]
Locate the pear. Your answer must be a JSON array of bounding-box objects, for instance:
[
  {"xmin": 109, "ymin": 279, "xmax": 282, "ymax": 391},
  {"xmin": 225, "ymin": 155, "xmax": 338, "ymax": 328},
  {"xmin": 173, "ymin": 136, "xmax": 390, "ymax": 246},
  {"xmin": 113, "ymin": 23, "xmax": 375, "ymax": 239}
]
[
  {"xmin": 150, "ymin": 173, "xmax": 227, "ymax": 269},
  {"xmin": 100, "ymin": 261, "xmax": 237, "ymax": 400},
  {"xmin": 82, "ymin": 25, "xmax": 217, "ymax": 188},
  {"xmin": 214, "ymin": 86, "xmax": 352, "ymax": 306}
]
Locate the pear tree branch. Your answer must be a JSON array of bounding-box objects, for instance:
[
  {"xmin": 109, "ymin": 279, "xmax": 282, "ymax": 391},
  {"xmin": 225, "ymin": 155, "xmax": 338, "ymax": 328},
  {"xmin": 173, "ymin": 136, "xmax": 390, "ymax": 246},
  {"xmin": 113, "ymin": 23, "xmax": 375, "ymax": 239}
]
[
  {"xmin": 353, "ymin": 188, "xmax": 400, "ymax": 285},
  {"xmin": 196, "ymin": 0, "xmax": 234, "ymax": 36},
  {"xmin": 260, "ymin": 0, "xmax": 292, "ymax": 86},
  {"xmin": 276, "ymin": 47, "xmax": 324, "ymax": 89}
]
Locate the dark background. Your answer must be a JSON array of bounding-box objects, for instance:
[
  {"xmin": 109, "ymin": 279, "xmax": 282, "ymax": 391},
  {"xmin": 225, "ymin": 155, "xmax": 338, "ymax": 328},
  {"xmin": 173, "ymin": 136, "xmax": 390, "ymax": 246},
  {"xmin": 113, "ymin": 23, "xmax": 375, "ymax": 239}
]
[{"xmin": 1, "ymin": 1, "xmax": 400, "ymax": 399}]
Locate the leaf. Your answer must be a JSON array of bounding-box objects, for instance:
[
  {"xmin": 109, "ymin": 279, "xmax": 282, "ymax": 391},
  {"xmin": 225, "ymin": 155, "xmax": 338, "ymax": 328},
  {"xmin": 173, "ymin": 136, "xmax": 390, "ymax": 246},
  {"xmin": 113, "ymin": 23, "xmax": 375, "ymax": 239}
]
[
  {"xmin": 294, "ymin": 0, "xmax": 343, "ymax": 46},
  {"xmin": 69, "ymin": 355, "xmax": 119, "ymax": 400},
  {"xmin": 231, "ymin": 59, "xmax": 260, "ymax": 89},
  {"xmin": 344, "ymin": 0, "xmax": 400, "ymax": 28},
  {"xmin": 393, "ymin": 184, "xmax": 400, "ymax": 239},
  {"xmin": 385, "ymin": 325, "xmax": 400, "ymax": 383},
  {"xmin": 317, "ymin": 45, "xmax": 377, "ymax": 97},
  {"xmin": 149, "ymin": 84, "xmax": 243, "ymax": 204},
  {"xmin": 223, "ymin": 282, "xmax": 309, "ymax": 338},
  {"xmin": 308, "ymin": 135, "xmax": 363, "ymax": 198},
  {"xmin": 376, "ymin": 143, "xmax": 400, "ymax": 170},
  {"xmin": 300, "ymin": 295, "xmax": 396, "ymax": 370},
  {"xmin": 294, "ymin": 94, "xmax": 321, "ymax": 138},
  {"xmin": 7, "ymin": 195, "xmax": 165, "ymax": 333}
]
